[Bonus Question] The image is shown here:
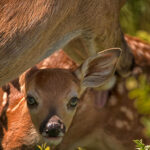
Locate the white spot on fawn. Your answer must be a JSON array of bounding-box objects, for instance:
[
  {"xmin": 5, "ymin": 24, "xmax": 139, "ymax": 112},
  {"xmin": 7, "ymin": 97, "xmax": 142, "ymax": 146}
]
[
  {"xmin": 109, "ymin": 96, "xmax": 117, "ymax": 106},
  {"xmin": 116, "ymin": 120, "xmax": 124, "ymax": 129},
  {"xmin": 117, "ymin": 83, "xmax": 124, "ymax": 94},
  {"xmin": 120, "ymin": 106, "xmax": 134, "ymax": 121},
  {"xmin": 115, "ymin": 120, "xmax": 131, "ymax": 130},
  {"xmin": 10, "ymin": 97, "xmax": 25, "ymax": 112},
  {"xmin": 2, "ymin": 92, "xmax": 8, "ymax": 106}
]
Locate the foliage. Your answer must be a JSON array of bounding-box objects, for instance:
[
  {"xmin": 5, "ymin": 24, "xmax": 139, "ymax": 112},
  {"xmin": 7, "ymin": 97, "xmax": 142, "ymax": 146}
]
[
  {"xmin": 77, "ymin": 147, "xmax": 86, "ymax": 150},
  {"xmin": 36, "ymin": 144, "xmax": 85, "ymax": 150},
  {"xmin": 120, "ymin": 0, "xmax": 150, "ymax": 43},
  {"xmin": 127, "ymin": 75, "xmax": 150, "ymax": 115},
  {"xmin": 126, "ymin": 75, "xmax": 150, "ymax": 138},
  {"xmin": 134, "ymin": 139, "xmax": 150, "ymax": 150},
  {"xmin": 122, "ymin": 1, "xmax": 150, "ymax": 146},
  {"xmin": 37, "ymin": 143, "xmax": 50, "ymax": 150},
  {"xmin": 141, "ymin": 117, "xmax": 150, "ymax": 138},
  {"xmin": 135, "ymin": 31, "xmax": 150, "ymax": 43},
  {"xmin": 120, "ymin": 0, "xmax": 150, "ymax": 34}
]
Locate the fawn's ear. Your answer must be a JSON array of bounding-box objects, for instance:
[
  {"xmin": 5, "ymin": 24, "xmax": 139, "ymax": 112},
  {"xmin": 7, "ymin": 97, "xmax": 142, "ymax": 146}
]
[
  {"xmin": 19, "ymin": 66, "xmax": 39, "ymax": 93},
  {"xmin": 75, "ymin": 48, "xmax": 121, "ymax": 88}
]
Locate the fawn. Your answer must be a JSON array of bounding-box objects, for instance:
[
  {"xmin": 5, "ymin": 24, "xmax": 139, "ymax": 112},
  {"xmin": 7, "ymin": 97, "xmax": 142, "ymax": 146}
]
[{"xmin": 18, "ymin": 48, "xmax": 121, "ymax": 149}]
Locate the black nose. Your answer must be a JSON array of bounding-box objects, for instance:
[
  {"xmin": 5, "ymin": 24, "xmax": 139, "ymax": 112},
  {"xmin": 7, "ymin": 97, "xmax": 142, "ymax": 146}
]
[
  {"xmin": 46, "ymin": 123, "xmax": 61, "ymax": 137},
  {"xmin": 40, "ymin": 115, "xmax": 66, "ymax": 138}
]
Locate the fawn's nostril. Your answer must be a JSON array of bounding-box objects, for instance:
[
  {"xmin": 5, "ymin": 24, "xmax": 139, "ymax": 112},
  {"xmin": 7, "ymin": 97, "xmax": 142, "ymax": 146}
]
[
  {"xmin": 62, "ymin": 125, "xmax": 66, "ymax": 133},
  {"xmin": 58, "ymin": 120, "xmax": 62, "ymax": 124},
  {"xmin": 47, "ymin": 128, "xmax": 60, "ymax": 137}
]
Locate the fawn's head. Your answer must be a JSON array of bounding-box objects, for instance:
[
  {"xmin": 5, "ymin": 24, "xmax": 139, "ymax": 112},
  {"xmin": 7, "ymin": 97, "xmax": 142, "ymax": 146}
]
[{"xmin": 20, "ymin": 48, "xmax": 121, "ymax": 146}]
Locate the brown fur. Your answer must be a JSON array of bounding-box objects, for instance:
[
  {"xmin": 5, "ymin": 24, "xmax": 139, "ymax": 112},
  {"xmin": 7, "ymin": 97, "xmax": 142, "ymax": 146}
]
[
  {"xmin": 125, "ymin": 35, "xmax": 150, "ymax": 67},
  {"xmin": 0, "ymin": 50, "xmax": 80, "ymax": 150},
  {"xmin": 0, "ymin": 35, "xmax": 149, "ymax": 150},
  {"xmin": 18, "ymin": 49, "xmax": 120, "ymax": 149},
  {"xmin": 0, "ymin": 84, "xmax": 38, "ymax": 150},
  {"xmin": 57, "ymin": 82, "xmax": 150, "ymax": 150},
  {"xmin": 0, "ymin": 0, "xmax": 133, "ymax": 86},
  {"xmin": 0, "ymin": 48, "xmax": 120, "ymax": 149},
  {"xmin": 0, "ymin": 73, "xmax": 149, "ymax": 150}
]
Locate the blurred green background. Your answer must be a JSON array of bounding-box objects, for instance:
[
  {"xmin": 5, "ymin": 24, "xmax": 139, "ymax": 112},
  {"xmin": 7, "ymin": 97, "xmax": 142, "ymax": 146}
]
[
  {"xmin": 120, "ymin": 0, "xmax": 150, "ymax": 43},
  {"xmin": 120, "ymin": 0, "xmax": 150, "ymax": 140}
]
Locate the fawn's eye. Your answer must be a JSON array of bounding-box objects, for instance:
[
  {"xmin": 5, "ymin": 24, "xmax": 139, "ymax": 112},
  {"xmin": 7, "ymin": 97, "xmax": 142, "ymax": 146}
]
[
  {"xmin": 67, "ymin": 97, "xmax": 79, "ymax": 109},
  {"xmin": 26, "ymin": 95, "xmax": 38, "ymax": 107}
]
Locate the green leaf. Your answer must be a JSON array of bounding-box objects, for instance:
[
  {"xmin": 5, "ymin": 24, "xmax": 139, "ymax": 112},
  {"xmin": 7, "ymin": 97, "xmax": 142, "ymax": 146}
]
[{"xmin": 37, "ymin": 145, "xmax": 43, "ymax": 150}]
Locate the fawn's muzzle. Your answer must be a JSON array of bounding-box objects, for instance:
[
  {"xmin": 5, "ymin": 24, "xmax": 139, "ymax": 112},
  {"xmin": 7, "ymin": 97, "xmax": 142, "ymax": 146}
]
[
  {"xmin": 40, "ymin": 115, "xmax": 66, "ymax": 138},
  {"xmin": 46, "ymin": 123, "xmax": 62, "ymax": 137}
]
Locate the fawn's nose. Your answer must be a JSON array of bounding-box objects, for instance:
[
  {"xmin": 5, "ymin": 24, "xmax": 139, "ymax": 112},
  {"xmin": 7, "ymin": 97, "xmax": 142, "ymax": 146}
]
[
  {"xmin": 46, "ymin": 123, "xmax": 61, "ymax": 137},
  {"xmin": 41, "ymin": 115, "xmax": 66, "ymax": 138}
]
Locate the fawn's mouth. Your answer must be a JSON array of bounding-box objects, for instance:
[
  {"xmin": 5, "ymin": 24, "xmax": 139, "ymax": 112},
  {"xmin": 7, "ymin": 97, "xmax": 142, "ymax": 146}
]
[
  {"xmin": 42, "ymin": 131, "xmax": 64, "ymax": 138},
  {"xmin": 39, "ymin": 117, "xmax": 66, "ymax": 145},
  {"xmin": 41, "ymin": 130, "xmax": 64, "ymax": 141},
  {"xmin": 42, "ymin": 134, "xmax": 64, "ymax": 145}
]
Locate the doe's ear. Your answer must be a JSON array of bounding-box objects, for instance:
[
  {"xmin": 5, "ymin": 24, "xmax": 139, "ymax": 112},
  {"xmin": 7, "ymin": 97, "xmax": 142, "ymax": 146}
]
[
  {"xmin": 19, "ymin": 66, "xmax": 39, "ymax": 93},
  {"xmin": 75, "ymin": 48, "xmax": 121, "ymax": 88}
]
